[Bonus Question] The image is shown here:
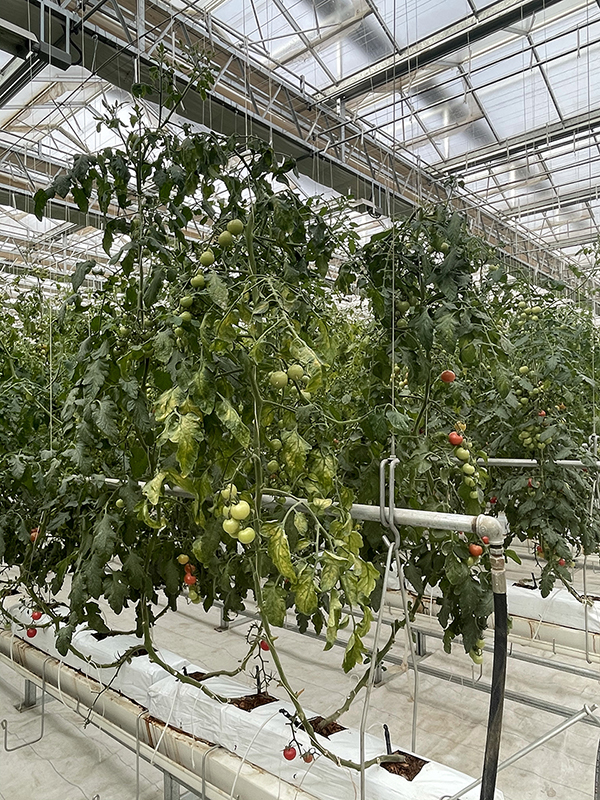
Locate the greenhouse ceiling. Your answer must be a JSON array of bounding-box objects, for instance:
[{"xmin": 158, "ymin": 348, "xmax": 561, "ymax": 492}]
[{"xmin": 0, "ymin": 0, "xmax": 598, "ymax": 288}]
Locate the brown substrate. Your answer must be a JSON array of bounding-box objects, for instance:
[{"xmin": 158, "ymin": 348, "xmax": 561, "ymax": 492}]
[
  {"xmin": 229, "ymin": 693, "xmax": 277, "ymax": 711},
  {"xmin": 187, "ymin": 671, "xmax": 208, "ymax": 682},
  {"xmin": 307, "ymin": 716, "xmax": 347, "ymax": 737},
  {"xmin": 381, "ymin": 751, "xmax": 428, "ymax": 781}
]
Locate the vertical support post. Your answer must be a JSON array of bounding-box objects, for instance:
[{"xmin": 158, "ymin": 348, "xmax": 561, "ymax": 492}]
[
  {"xmin": 219, "ymin": 606, "xmax": 229, "ymax": 631},
  {"xmin": 414, "ymin": 630, "xmax": 427, "ymax": 657},
  {"xmin": 163, "ymin": 771, "xmax": 180, "ymax": 800},
  {"xmin": 17, "ymin": 679, "xmax": 37, "ymax": 711}
]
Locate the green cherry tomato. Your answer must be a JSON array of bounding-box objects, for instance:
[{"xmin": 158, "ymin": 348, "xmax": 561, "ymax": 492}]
[
  {"xmin": 270, "ymin": 438, "xmax": 282, "ymax": 451},
  {"xmin": 227, "ymin": 219, "xmax": 244, "ymax": 236},
  {"xmin": 238, "ymin": 527, "xmax": 256, "ymax": 544},
  {"xmin": 218, "ymin": 230, "xmax": 233, "ymax": 248},
  {"xmin": 177, "ymin": 554, "xmax": 189, "ymax": 565},
  {"xmin": 469, "ymin": 649, "xmax": 484, "ymax": 665},
  {"xmin": 455, "ymin": 447, "xmax": 470, "ymax": 461},
  {"xmin": 180, "ymin": 296, "xmax": 194, "ymax": 309},
  {"xmin": 181, "ymin": 311, "xmax": 192, "ymax": 323},
  {"xmin": 115, "ymin": 498, "xmax": 125, "ymax": 509},
  {"xmin": 287, "ymin": 364, "xmax": 304, "ymax": 381},
  {"xmin": 267, "ymin": 460, "xmax": 279, "ymax": 473},
  {"xmin": 269, "ymin": 371, "xmax": 288, "ymax": 389},
  {"xmin": 199, "ymin": 250, "xmax": 214, "ymax": 267},
  {"xmin": 462, "ymin": 463, "xmax": 476, "ymax": 476},
  {"xmin": 191, "ymin": 273, "xmax": 205, "ymax": 289},
  {"xmin": 223, "ymin": 519, "xmax": 240, "ymax": 537},
  {"xmin": 230, "ymin": 500, "xmax": 251, "ymax": 521}
]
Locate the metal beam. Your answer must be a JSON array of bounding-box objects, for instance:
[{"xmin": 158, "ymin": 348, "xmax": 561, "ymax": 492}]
[{"xmin": 321, "ymin": 0, "xmax": 569, "ymax": 103}]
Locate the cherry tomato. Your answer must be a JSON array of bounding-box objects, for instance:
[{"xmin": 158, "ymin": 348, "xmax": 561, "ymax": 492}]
[
  {"xmin": 448, "ymin": 431, "xmax": 463, "ymax": 446},
  {"xmin": 177, "ymin": 554, "xmax": 189, "ymax": 565},
  {"xmin": 184, "ymin": 563, "xmax": 196, "ymax": 574},
  {"xmin": 440, "ymin": 370, "xmax": 456, "ymax": 383},
  {"xmin": 283, "ymin": 746, "xmax": 296, "ymax": 761},
  {"xmin": 302, "ymin": 752, "xmax": 314, "ymax": 763},
  {"xmin": 538, "ymin": 410, "xmax": 546, "ymax": 417},
  {"xmin": 528, "ymin": 478, "xmax": 534, "ymax": 488},
  {"xmin": 26, "ymin": 628, "xmax": 37, "ymax": 638},
  {"xmin": 30, "ymin": 528, "xmax": 39, "ymax": 542},
  {"xmin": 259, "ymin": 640, "xmax": 270, "ymax": 652},
  {"xmin": 481, "ymin": 536, "xmax": 490, "ymax": 545},
  {"xmin": 184, "ymin": 573, "xmax": 197, "ymax": 585},
  {"xmin": 469, "ymin": 543, "xmax": 483, "ymax": 558},
  {"xmin": 489, "ymin": 497, "xmax": 497, "ymax": 504},
  {"xmin": 558, "ymin": 558, "xmax": 566, "ymax": 566},
  {"xmin": 31, "ymin": 610, "xmax": 42, "ymax": 621}
]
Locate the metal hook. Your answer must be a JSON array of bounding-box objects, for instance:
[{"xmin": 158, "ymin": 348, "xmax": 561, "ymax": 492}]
[
  {"xmin": 201, "ymin": 745, "xmax": 220, "ymax": 800},
  {"xmin": 2, "ymin": 658, "xmax": 48, "ymax": 751}
]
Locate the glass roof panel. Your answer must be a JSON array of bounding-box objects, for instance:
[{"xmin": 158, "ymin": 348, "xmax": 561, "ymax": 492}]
[{"xmin": 377, "ymin": 0, "xmax": 473, "ymax": 48}]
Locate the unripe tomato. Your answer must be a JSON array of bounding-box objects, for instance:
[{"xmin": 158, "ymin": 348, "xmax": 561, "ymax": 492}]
[
  {"xmin": 230, "ymin": 500, "xmax": 251, "ymax": 520},
  {"xmin": 269, "ymin": 371, "xmax": 288, "ymax": 389},
  {"xmin": 191, "ymin": 273, "xmax": 205, "ymax": 289},
  {"xmin": 116, "ymin": 498, "xmax": 125, "ymax": 509},
  {"xmin": 223, "ymin": 519, "xmax": 240, "ymax": 536},
  {"xmin": 181, "ymin": 311, "xmax": 192, "ymax": 323},
  {"xmin": 270, "ymin": 439, "xmax": 282, "ymax": 451},
  {"xmin": 519, "ymin": 365, "xmax": 529, "ymax": 375},
  {"xmin": 183, "ymin": 573, "xmax": 197, "ymax": 585},
  {"xmin": 455, "ymin": 447, "xmax": 470, "ymax": 461},
  {"xmin": 267, "ymin": 460, "xmax": 279, "ymax": 473},
  {"xmin": 469, "ymin": 543, "xmax": 483, "ymax": 557},
  {"xmin": 177, "ymin": 554, "xmax": 189, "ymax": 565},
  {"xmin": 218, "ymin": 230, "xmax": 233, "ymax": 247},
  {"xmin": 287, "ymin": 364, "xmax": 304, "ymax": 381},
  {"xmin": 221, "ymin": 484, "xmax": 238, "ymax": 502},
  {"xmin": 181, "ymin": 295, "xmax": 194, "ymax": 309},
  {"xmin": 199, "ymin": 250, "xmax": 214, "ymax": 267},
  {"xmin": 440, "ymin": 370, "xmax": 456, "ymax": 383},
  {"xmin": 448, "ymin": 431, "xmax": 463, "ymax": 446},
  {"xmin": 227, "ymin": 219, "xmax": 244, "ymax": 236},
  {"xmin": 469, "ymin": 649, "xmax": 483, "ymax": 665},
  {"xmin": 462, "ymin": 464, "xmax": 476, "ymax": 476},
  {"xmin": 238, "ymin": 527, "xmax": 256, "ymax": 544}
]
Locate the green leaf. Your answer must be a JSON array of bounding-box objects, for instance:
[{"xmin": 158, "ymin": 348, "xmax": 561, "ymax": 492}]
[
  {"xmin": 356, "ymin": 560, "xmax": 379, "ymax": 599},
  {"xmin": 93, "ymin": 513, "xmax": 117, "ymax": 559},
  {"xmin": 264, "ymin": 522, "xmax": 296, "ymax": 581},
  {"xmin": 56, "ymin": 624, "xmax": 75, "ymax": 657},
  {"xmin": 71, "ymin": 259, "xmax": 96, "ymax": 292},
  {"xmin": 262, "ymin": 582, "xmax": 287, "ymax": 627},
  {"xmin": 91, "ymin": 399, "xmax": 119, "ymax": 441},
  {"xmin": 342, "ymin": 631, "xmax": 364, "ymax": 672},
  {"xmin": 294, "ymin": 512, "xmax": 308, "ymax": 536},
  {"xmin": 191, "ymin": 365, "xmax": 216, "ymax": 414},
  {"xmin": 444, "ymin": 553, "xmax": 470, "ymax": 585},
  {"xmin": 207, "ymin": 272, "xmax": 229, "ymax": 309},
  {"xmin": 34, "ymin": 188, "xmax": 49, "ymax": 220},
  {"xmin": 71, "ymin": 185, "xmax": 90, "ymax": 214},
  {"xmin": 216, "ymin": 398, "xmax": 250, "ymax": 448}
]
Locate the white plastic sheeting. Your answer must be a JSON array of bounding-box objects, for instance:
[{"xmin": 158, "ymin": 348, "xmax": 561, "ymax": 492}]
[{"xmin": 8, "ymin": 600, "xmax": 503, "ymax": 800}]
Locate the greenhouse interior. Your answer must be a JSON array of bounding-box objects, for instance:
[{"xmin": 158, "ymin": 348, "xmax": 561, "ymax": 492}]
[{"xmin": 5, "ymin": 0, "xmax": 600, "ymax": 799}]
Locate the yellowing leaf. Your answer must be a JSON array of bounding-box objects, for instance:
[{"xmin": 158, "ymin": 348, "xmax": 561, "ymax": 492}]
[
  {"xmin": 154, "ymin": 386, "xmax": 182, "ymax": 422},
  {"xmin": 263, "ymin": 522, "xmax": 296, "ymax": 581},
  {"xmin": 216, "ymin": 398, "xmax": 251, "ymax": 448},
  {"xmin": 281, "ymin": 428, "xmax": 311, "ymax": 473},
  {"xmin": 142, "ymin": 471, "xmax": 167, "ymax": 505},
  {"xmin": 294, "ymin": 568, "xmax": 318, "ymax": 616},
  {"xmin": 262, "ymin": 582, "xmax": 287, "ymax": 627},
  {"xmin": 325, "ymin": 588, "xmax": 342, "ymax": 649}
]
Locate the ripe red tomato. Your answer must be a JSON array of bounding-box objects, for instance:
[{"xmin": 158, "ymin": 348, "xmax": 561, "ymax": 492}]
[
  {"xmin": 184, "ymin": 563, "xmax": 196, "ymax": 574},
  {"xmin": 259, "ymin": 640, "xmax": 270, "ymax": 652},
  {"xmin": 283, "ymin": 746, "xmax": 297, "ymax": 761},
  {"xmin": 489, "ymin": 496, "xmax": 497, "ymax": 504},
  {"xmin": 536, "ymin": 545, "xmax": 543, "ymax": 554},
  {"xmin": 26, "ymin": 628, "xmax": 37, "ymax": 638},
  {"xmin": 558, "ymin": 558, "xmax": 566, "ymax": 567},
  {"xmin": 538, "ymin": 410, "xmax": 546, "ymax": 417},
  {"xmin": 468, "ymin": 543, "xmax": 483, "ymax": 557},
  {"xmin": 302, "ymin": 752, "xmax": 314, "ymax": 763},
  {"xmin": 183, "ymin": 573, "xmax": 197, "ymax": 585},
  {"xmin": 448, "ymin": 431, "xmax": 463, "ymax": 446},
  {"xmin": 440, "ymin": 370, "xmax": 456, "ymax": 383},
  {"xmin": 481, "ymin": 536, "xmax": 490, "ymax": 545},
  {"xmin": 528, "ymin": 478, "xmax": 534, "ymax": 488},
  {"xmin": 30, "ymin": 528, "xmax": 39, "ymax": 542},
  {"xmin": 31, "ymin": 610, "xmax": 42, "ymax": 621}
]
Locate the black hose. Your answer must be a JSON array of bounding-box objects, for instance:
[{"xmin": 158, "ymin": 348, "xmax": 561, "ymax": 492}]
[{"xmin": 480, "ymin": 591, "xmax": 508, "ymax": 800}]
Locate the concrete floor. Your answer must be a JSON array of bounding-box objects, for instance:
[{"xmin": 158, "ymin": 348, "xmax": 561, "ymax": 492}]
[{"xmin": 1, "ymin": 547, "xmax": 600, "ymax": 799}]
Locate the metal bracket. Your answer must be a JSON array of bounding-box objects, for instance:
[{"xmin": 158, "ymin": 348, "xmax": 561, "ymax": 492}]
[{"xmin": 1, "ymin": 659, "xmax": 48, "ymax": 751}]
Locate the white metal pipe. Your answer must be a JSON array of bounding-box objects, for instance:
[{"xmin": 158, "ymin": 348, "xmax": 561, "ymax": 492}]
[{"xmin": 485, "ymin": 458, "xmax": 600, "ymax": 468}]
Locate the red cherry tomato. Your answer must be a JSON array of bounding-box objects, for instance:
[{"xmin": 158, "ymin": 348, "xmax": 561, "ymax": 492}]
[
  {"xmin": 536, "ymin": 545, "xmax": 544, "ymax": 554},
  {"xmin": 468, "ymin": 543, "xmax": 483, "ymax": 558},
  {"xmin": 481, "ymin": 536, "xmax": 490, "ymax": 545},
  {"xmin": 448, "ymin": 431, "xmax": 463, "ymax": 446},
  {"xmin": 538, "ymin": 410, "xmax": 546, "ymax": 417},
  {"xmin": 26, "ymin": 628, "xmax": 37, "ymax": 638},
  {"xmin": 440, "ymin": 370, "xmax": 456, "ymax": 383},
  {"xmin": 558, "ymin": 558, "xmax": 566, "ymax": 567},
  {"xmin": 30, "ymin": 528, "xmax": 39, "ymax": 542},
  {"xmin": 259, "ymin": 640, "xmax": 270, "ymax": 652},
  {"xmin": 31, "ymin": 610, "xmax": 42, "ymax": 621},
  {"xmin": 283, "ymin": 746, "xmax": 297, "ymax": 761},
  {"xmin": 183, "ymin": 573, "xmax": 197, "ymax": 585},
  {"xmin": 528, "ymin": 478, "xmax": 534, "ymax": 488},
  {"xmin": 184, "ymin": 563, "xmax": 196, "ymax": 574},
  {"xmin": 489, "ymin": 496, "xmax": 497, "ymax": 504},
  {"xmin": 302, "ymin": 752, "xmax": 314, "ymax": 763}
]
